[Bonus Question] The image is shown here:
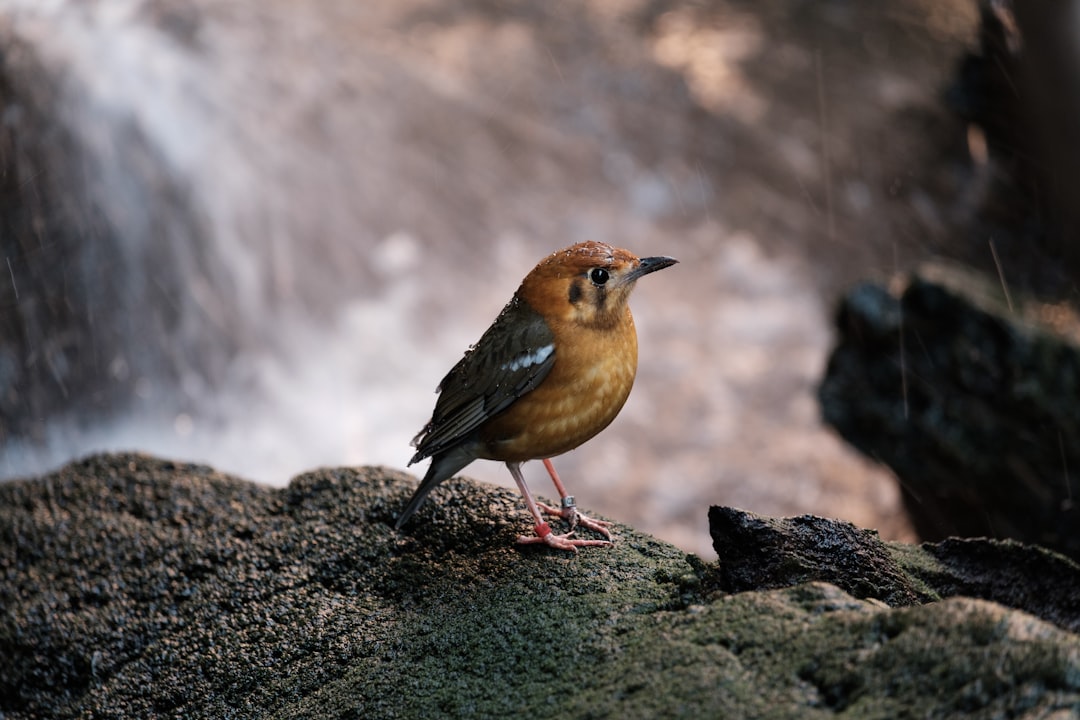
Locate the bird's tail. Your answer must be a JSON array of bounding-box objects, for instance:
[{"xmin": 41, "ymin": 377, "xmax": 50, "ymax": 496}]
[{"xmin": 395, "ymin": 446, "xmax": 476, "ymax": 529}]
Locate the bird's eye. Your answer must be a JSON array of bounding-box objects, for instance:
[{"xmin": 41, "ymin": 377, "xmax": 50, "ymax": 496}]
[{"xmin": 589, "ymin": 268, "xmax": 610, "ymax": 286}]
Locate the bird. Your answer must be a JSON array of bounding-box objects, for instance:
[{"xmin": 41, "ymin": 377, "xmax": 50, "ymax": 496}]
[{"xmin": 396, "ymin": 240, "xmax": 677, "ymax": 551}]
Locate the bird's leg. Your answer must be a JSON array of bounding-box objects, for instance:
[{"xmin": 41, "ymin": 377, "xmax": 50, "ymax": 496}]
[
  {"xmin": 506, "ymin": 462, "xmax": 610, "ymax": 551},
  {"xmin": 535, "ymin": 458, "xmax": 614, "ymax": 541}
]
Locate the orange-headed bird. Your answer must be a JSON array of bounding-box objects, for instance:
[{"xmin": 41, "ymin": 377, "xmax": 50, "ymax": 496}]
[{"xmin": 397, "ymin": 241, "xmax": 677, "ymax": 551}]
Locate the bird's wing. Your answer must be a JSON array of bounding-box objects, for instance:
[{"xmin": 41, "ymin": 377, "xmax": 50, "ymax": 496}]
[{"xmin": 411, "ymin": 295, "xmax": 556, "ymax": 462}]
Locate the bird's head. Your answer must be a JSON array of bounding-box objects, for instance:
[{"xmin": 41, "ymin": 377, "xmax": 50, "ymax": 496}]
[{"xmin": 518, "ymin": 241, "xmax": 677, "ymax": 329}]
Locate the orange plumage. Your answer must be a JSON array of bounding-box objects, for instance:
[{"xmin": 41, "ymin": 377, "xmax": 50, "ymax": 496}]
[{"xmin": 398, "ymin": 241, "xmax": 676, "ymax": 551}]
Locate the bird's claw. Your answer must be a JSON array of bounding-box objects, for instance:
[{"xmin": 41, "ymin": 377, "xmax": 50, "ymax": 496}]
[
  {"xmin": 537, "ymin": 498, "xmax": 614, "ymax": 541},
  {"xmin": 517, "ymin": 522, "xmax": 612, "ymax": 552}
]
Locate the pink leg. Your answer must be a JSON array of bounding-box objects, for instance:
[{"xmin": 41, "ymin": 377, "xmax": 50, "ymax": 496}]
[
  {"xmin": 535, "ymin": 458, "xmax": 614, "ymax": 541},
  {"xmin": 544, "ymin": 458, "xmax": 572, "ymax": 498},
  {"xmin": 506, "ymin": 462, "xmax": 610, "ymax": 551}
]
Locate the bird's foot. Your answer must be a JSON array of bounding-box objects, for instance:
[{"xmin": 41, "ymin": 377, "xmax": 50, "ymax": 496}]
[
  {"xmin": 516, "ymin": 522, "xmax": 611, "ymax": 552},
  {"xmin": 537, "ymin": 496, "xmax": 614, "ymax": 541}
]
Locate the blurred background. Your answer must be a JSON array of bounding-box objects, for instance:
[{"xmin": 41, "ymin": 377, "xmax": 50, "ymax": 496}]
[{"xmin": 0, "ymin": 0, "xmax": 1009, "ymax": 557}]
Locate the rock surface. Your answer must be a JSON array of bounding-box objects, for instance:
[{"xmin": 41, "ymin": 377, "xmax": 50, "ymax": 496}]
[
  {"xmin": 2, "ymin": 454, "xmax": 1079, "ymax": 718},
  {"xmin": 820, "ymin": 264, "xmax": 1080, "ymax": 561},
  {"xmin": 710, "ymin": 506, "xmax": 1080, "ymax": 634}
]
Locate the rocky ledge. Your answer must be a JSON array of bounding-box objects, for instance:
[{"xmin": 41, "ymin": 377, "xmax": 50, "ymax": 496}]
[{"xmin": 2, "ymin": 454, "xmax": 1079, "ymax": 718}]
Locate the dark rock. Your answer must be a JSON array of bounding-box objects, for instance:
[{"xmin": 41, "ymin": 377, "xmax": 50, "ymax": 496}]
[
  {"xmin": 708, "ymin": 506, "xmax": 928, "ymax": 607},
  {"xmin": 952, "ymin": 0, "xmax": 1080, "ymax": 275},
  {"xmin": 897, "ymin": 537, "xmax": 1080, "ymax": 635},
  {"xmin": 2, "ymin": 453, "xmax": 1079, "ymax": 718},
  {"xmin": 820, "ymin": 265, "xmax": 1080, "ymax": 560},
  {"xmin": 709, "ymin": 504, "xmax": 1080, "ymax": 635}
]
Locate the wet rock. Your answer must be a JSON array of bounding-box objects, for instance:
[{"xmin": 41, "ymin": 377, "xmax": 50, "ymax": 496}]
[
  {"xmin": 2, "ymin": 453, "xmax": 1079, "ymax": 718},
  {"xmin": 708, "ymin": 506, "xmax": 927, "ymax": 607},
  {"xmin": 820, "ymin": 265, "xmax": 1080, "ymax": 560},
  {"xmin": 710, "ymin": 505, "xmax": 1080, "ymax": 634},
  {"xmin": 901, "ymin": 537, "xmax": 1080, "ymax": 635}
]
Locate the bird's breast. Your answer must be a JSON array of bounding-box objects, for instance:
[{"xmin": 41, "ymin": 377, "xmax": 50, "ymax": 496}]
[{"xmin": 477, "ymin": 314, "xmax": 639, "ymax": 461}]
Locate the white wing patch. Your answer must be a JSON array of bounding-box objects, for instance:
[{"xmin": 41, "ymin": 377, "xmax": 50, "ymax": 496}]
[{"xmin": 501, "ymin": 343, "xmax": 555, "ymax": 372}]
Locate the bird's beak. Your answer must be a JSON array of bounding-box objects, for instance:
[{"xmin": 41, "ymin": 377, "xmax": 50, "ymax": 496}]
[{"xmin": 623, "ymin": 255, "xmax": 678, "ymax": 283}]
